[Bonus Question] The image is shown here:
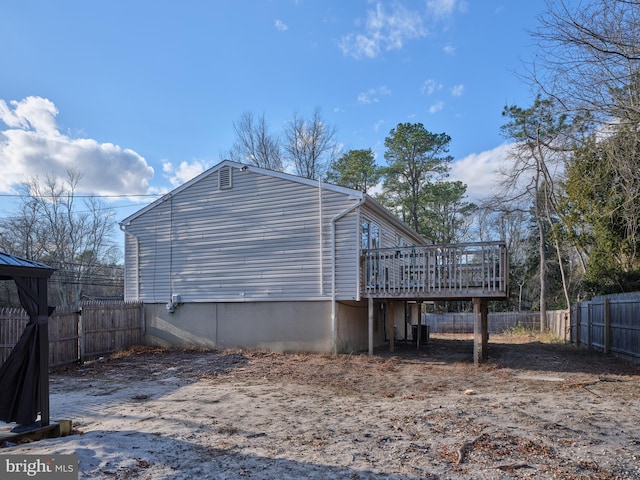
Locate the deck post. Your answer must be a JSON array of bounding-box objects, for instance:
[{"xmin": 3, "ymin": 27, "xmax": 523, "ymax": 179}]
[
  {"xmin": 412, "ymin": 302, "xmax": 421, "ymax": 348},
  {"xmin": 368, "ymin": 296, "xmax": 374, "ymax": 356},
  {"xmin": 389, "ymin": 301, "xmax": 395, "ymax": 353},
  {"xmin": 473, "ymin": 297, "xmax": 488, "ymax": 365}
]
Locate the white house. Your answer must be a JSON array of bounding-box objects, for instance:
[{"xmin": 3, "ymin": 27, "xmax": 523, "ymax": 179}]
[{"xmin": 120, "ymin": 160, "xmax": 427, "ymax": 353}]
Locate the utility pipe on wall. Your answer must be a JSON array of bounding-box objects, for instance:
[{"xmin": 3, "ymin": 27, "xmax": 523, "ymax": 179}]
[{"xmin": 318, "ymin": 178, "xmax": 324, "ymax": 295}]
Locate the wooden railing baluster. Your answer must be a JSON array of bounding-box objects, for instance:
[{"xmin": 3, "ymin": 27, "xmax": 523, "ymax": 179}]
[{"xmin": 361, "ymin": 241, "xmax": 508, "ymax": 300}]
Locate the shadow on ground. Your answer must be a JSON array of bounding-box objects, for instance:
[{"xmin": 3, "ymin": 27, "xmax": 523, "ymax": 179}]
[
  {"xmin": 15, "ymin": 429, "xmax": 430, "ymax": 480},
  {"xmin": 375, "ymin": 334, "xmax": 639, "ymax": 376}
]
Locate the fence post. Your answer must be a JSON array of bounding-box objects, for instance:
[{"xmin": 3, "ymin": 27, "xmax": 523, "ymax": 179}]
[
  {"xmin": 604, "ymin": 298, "xmax": 610, "ymax": 354},
  {"xmin": 140, "ymin": 302, "xmax": 146, "ymax": 338},
  {"xmin": 78, "ymin": 306, "xmax": 85, "ymax": 364},
  {"xmin": 575, "ymin": 304, "xmax": 581, "ymax": 346},
  {"xmin": 587, "ymin": 303, "xmax": 593, "ymax": 350}
]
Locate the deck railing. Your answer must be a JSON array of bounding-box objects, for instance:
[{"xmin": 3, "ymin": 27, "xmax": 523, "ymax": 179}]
[{"xmin": 361, "ymin": 241, "xmax": 508, "ymax": 299}]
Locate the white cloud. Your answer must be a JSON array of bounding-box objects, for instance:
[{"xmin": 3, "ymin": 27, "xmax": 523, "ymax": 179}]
[
  {"xmin": 427, "ymin": 0, "xmax": 468, "ymax": 18},
  {"xmin": 429, "ymin": 101, "xmax": 444, "ymax": 113},
  {"xmin": 274, "ymin": 19, "xmax": 288, "ymax": 31},
  {"xmin": 443, "ymin": 44, "xmax": 456, "ymax": 55},
  {"xmin": 339, "ymin": 3, "xmax": 426, "ymax": 59},
  {"xmin": 0, "ymin": 96, "xmax": 154, "ymax": 196},
  {"xmin": 427, "ymin": 0, "xmax": 456, "ymax": 18},
  {"xmin": 162, "ymin": 160, "xmax": 211, "ymax": 188},
  {"xmin": 339, "ymin": 0, "xmax": 468, "ymax": 58},
  {"xmin": 0, "ymin": 96, "xmax": 59, "ymax": 135},
  {"xmin": 373, "ymin": 119, "xmax": 385, "ymax": 132},
  {"xmin": 357, "ymin": 86, "xmax": 391, "ymax": 104},
  {"xmin": 451, "ymin": 84, "xmax": 464, "ymax": 96},
  {"xmin": 420, "ymin": 78, "xmax": 443, "ymax": 95},
  {"xmin": 450, "ymin": 143, "xmax": 513, "ymax": 202}
]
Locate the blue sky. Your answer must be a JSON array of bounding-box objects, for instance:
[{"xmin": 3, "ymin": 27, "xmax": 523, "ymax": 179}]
[{"xmin": 1, "ymin": 0, "xmax": 545, "ymax": 224}]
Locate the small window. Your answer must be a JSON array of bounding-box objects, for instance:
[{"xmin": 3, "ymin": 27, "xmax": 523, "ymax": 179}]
[
  {"xmin": 370, "ymin": 224, "xmax": 380, "ymax": 249},
  {"xmin": 362, "ymin": 220, "xmax": 380, "ymax": 250},
  {"xmin": 362, "ymin": 221, "xmax": 370, "ymax": 250},
  {"xmin": 219, "ymin": 166, "xmax": 232, "ymax": 190}
]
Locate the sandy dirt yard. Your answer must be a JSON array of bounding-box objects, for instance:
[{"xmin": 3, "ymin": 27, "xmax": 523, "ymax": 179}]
[{"xmin": 2, "ymin": 333, "xmax": 640, "ymax": 479}]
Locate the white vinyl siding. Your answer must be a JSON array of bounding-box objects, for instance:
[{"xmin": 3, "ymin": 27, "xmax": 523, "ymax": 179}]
[
  {"xmin": 122, "ymin": 161, "xmax": 425, "ymax": 304},
  {"xmin": 332, "ymin": 205, "xmax": 423, "ymax": 301},
  {"xmin": 360, "ymin": 206, "xmax": 423, "ymax": 250},
  {"xmin": 135, "ymin": 200, "xmax": 173, "ymax": 303},
  {"xmin": 123, "ymin": 232, "xmax": 139, "ymax": 301},
  {"xmin": 333, "ymin": 209, "xmax": 359, "ymax": 300},
  {"xmin": 124, "ymin": 166, "xmax": 360, "ymax": 302}
]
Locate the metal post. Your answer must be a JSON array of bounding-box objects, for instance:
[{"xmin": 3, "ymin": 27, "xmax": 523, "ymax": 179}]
[{"xmin": 38, "ymin": 277, "xmax": 49, "ymax": 427}]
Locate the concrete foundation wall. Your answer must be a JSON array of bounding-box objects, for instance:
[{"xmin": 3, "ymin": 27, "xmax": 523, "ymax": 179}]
[
  {"xmin": 143, "ymin": 299, "xmax": 399, "ymax": 354},
  {"xmin": 335, "ymin": 301, "xmax": 387, "ymax": 353},
  {"xmin": 144, "ymin": 301, "xmax": 334, "ymax": 353}
]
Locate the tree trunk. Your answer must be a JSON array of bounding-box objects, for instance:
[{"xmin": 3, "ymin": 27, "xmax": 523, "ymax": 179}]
[{"xmin": 537, "ymin": 212, "xmax": 547, "ymax": 332}]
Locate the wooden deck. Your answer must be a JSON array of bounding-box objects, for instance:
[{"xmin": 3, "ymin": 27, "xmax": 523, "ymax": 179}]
[{"xmin": 361, "ymin": 241, "xmax": 508, "ymax": 301}]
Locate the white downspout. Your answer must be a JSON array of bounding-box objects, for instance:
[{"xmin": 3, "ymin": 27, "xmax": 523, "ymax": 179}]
[
  {"xmin": 318, "ymin": 178, "xmax": 324, "ymax": 295},
  {"xmin": 331, "ymin": 194, "xmax": 366, "ymax": 354}
]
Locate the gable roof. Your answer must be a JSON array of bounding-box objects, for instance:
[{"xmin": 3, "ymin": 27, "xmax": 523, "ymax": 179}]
[
  {"xmin": 119, "ymin": 159, "xmax": 427, "ymax": 244},
  {"xmin": 120, "ymin": 160, "xmax": 365, "ymax": 226}
]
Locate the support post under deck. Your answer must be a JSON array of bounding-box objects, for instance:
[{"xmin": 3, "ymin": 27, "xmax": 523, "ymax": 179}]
[
  {"xmin": 412, "ymin": 303, "xmax": 421, "ymax": 349},
  {"xmin": 473, "ymin": 297, "xmax": 488, "ymax": 365},
  {"xmin": 368, "ymin": 296, "xmax": 374, "ymax": 356},
  {"xmin": 389, "ymin": 301, "xmax": 394, "ymax": 353}
]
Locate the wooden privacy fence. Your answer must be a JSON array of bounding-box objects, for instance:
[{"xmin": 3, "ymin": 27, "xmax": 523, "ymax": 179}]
[
  {"xmin": 425, "ymin": 310, "xmax": 570, "ymax": 338},
  {"xmin": 0, "ymin": 301, "xmax": 143, "ymax": 368},
  {"xmin": 570, "ymin": 292, "xmax": 640, "ymax": 361}
]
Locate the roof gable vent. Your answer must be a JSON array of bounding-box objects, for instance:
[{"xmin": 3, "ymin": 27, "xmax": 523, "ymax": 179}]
[{"xmin": 218, "ymin": 166, "xmax": 232, "ymax": 190}]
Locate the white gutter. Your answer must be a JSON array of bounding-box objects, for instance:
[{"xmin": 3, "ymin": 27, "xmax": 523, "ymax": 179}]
[{"xmin": 331, "ymin": 194, "xmax": 366, "ymax": 354}]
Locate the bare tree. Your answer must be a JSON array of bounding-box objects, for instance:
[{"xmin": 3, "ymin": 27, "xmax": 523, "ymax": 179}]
[
  {"xmin": 0, "ymin": 169, "xmax": 120, "ymax": 304},
  {"xmin": 499, "ymin": 95, "xmax": 574, "ymax": 329},
  {"xmin": 226, "ymin": 112, "xmax": 283, "ymax": 171},
  {"xmin": 532, "ymin": 0, "xmax": 640, "ymax": 295},
  {"xmin": 534, "ymin": 0, "xmax": 640, "ymax": 126},
  {"xmin": 475, "ymin": 207, "xmax": 530, "ymax": 310},
  {"xmin": 283, "ymin": 108, "xmax": 339, "ymax": 180},
  {"xmin": 0, "ymin": 189, "xmax": 42, "ymax": 260}
]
